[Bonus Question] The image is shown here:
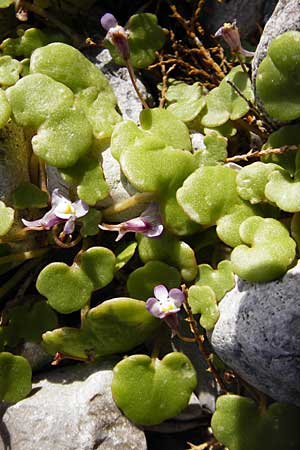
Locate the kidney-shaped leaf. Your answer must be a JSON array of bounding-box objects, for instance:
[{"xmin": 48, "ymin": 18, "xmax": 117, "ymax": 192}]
[
  {"xmin": 256, "ymin": 31, "xmax": 300, "ymax": 121},
  {"xmin": 106, "ymin": 13, "xmax": 166, "ymax": 69},
  {"xmin": 177, "ymin": 166, "xmax": 241, "ymax": 226},
  {"xmin": 212, "ymin": 394, "xmax": 300, "ymax": 450},
  {"xmin": 231, "ymin": 216, "xmax": 296, "ymax": 282},
  {"xmin": 111, "ymin": 352, "xmax": 197, "ymax": 425},
  {"xmin": 0, "ymin": 352, "xmax": 32, "ymax": 403},
  {"xmin": 0, "ymin": 201, "xmax": 14, "ymax": 237},
  {"xmin": 127, "ymin": 261, "xmax": 181, "ymax": 300},
  {"xmin": 188, "ymin": 285, "xmax": 219, "ymax": 330}
]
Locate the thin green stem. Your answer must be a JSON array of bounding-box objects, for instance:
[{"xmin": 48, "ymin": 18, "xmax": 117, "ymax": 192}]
[
  {"xmin": 184, "ymin": 296, "xmax": 227, "ymax": 392},
  {"xmin": 103, "ymin": 192, "xmax": 156, "ymax": 218},
  {"xmin": 125, "ymin": 59, "xmax": 149, "ymax": 109}
]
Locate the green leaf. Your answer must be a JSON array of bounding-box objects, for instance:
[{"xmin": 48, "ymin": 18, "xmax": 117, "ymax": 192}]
[
  {"xmin": 36, "ymin": 247, "xmax": 115, "ymax": 313},
  {"xmin": 216, "ymin": 203, "xmax": 263, "ymax": 248},
  {"xmin": 111, "ymin": 352, "xmax": 197, "ymax": 425},
  {"xmin": 80, "ymin": 208, "xmax": 102, "ymax": 237},
  {"xmin": 201, "ymin": 66, "xmax": 254, "ymax": 127},
  {"xmin": 256, "ymin": 31, "xmax": 300, "ymax": 121},
  {"xmin": 265, "ymin": 169, "xmax": 300, "ymax": 212},
  {"xmin": 79, "ymin": 89, "xmax": 122, "ymax": 140},
  {"xmin": 0, "ymin": 55, "xmax": 22, "ymax": 87},
  {"xmin": 4, "ymin": 300, "xmax": 57, "ymax": 344},
  {"xmin": 36, "ymin": 262, "xmax": 93, "ymax": 314},
  {"xmin": 127, "ymin": 261, "xmax": 181, "ymax": 300},
  {"xmin": 30, "ymin": 42, "xmax": 113, "ymax": 93},
  {"xmin": 0, "ymin": 88, "xmax": 11, "ymax": 128},
  {"xmin": 231, "ymin": 216, "xmax": 296, "ymax": 282},
  {"xmin": 0, "ymin": 352, "xmax": 32, "ymax": 403},
  {"xmin": 0, "ymin": 201, "xmax": 14, "ymax": 236},
  {"xmin": 211, "ymin": 394, "xmax": 300, "ymax": 450},
  {"xmin": 1, "ymin": 28, "xmax": 52, "ymax": 58},
  {"xmin": 195, "ymin": 260, "xmax": 235, "ymax": 302},
  {"xmin": 236, "ymin": 161, "xmax": 281, "ymax": 204},
  {"xmin": 32, "ymin": 107, "xmax": 93, "ymax": 168},
  {"xmin": 140, "ymin": 108, "xmax": 192, "ymax": 151},
  {"xmin": 177, "ymin": 166, "xmax": 241, "ymax": 226},
  {"xmin": 261, "ymin": 124, "xmax": 300, "ymax": 175},
  {"xmin": 106, "ymin": 13, "xmax": 166, "ymax": 69},
  {"xmin": 120, "ymin": 137, "xmax": 195, "ymax": 194},
  {"xmin": 188, "ymin": 285, "xmax": 219, "ymax": 330},
  {"xmin": 138, "ymin": 231, "xmax": 198, "ymax": 281},
  {"xmin": 79, "ymin": 246, "xmax": 115, "ymax": 291},
  {"xmin": 60, "ymin": 155, "xmax": 109, "ymax": 205},
  {"xmin": 194, "ymin": 131, "xmax": 227, "ymax": 166},
  {"xmin": 43, "ymin": 298, "xmax": 160, "ymax": 359},
  {"xmin": 115, "ymin": 242, "xmax": 137, "ymax": 271},
  {"xmin": 160, "ymin": 193, "xmax": 202, "ymax": 236},
  {"xmin": 0, "ymin": 0, "xmax": 14, "ymax": 7},
  {"xmin": 12, "ymin": 182, "xmax": 48, "ymax": 208},
  {"xmin": 166, "ymin": 80, "xmax": 205, "ymax": 122},
  {"xmin": 7, "ymin": 73, "xmax": 74, "ymax": 128}
]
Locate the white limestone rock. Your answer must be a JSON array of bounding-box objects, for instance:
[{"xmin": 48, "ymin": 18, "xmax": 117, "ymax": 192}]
[
  {"xmin": 210, "ymin": 263, "xmax": 300, "ymax": 405},
  {"xmin": 0, "ymin": 360, "xmax": 147, "ymax": 450}
]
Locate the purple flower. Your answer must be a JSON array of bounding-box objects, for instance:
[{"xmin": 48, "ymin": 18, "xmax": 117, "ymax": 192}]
[
  {"xmin": 146, "ymin": 284, "xmax": 185, "ymax": 336},
  {"xmin": 99, "ymin": 203, "xmax": 163, "ymax": 241},
  {"xmin": 215, "ymin": 21, "xmax": 255, "ymax": 57},
  {"xmin": 22, "ymin": 189, "xmax": 89, "ymax": 235},
  {"xmin": 100, "ymin": 13, "xmax": 130, "ymax": 60}
]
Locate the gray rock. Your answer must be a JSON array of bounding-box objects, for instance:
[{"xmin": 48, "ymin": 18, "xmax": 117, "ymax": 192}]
[
  {"xmin": 94, "ymin": 49, "xmax": 151, "ymax": 122},
  {"xmin": 253, "ymin": 0, "xmax": 300, "ymax": 77},
  {"xmin": 252, "ymin": 0, "xmax": 300, "ymax": 123},
  {"xmin": 210, "ymin": 263, "xmax": 300, "ymax": 405},
  {"xmin": 0, "ymin": 360, "xmax": 147, "ymax": 450},
  {"xmin": 20, "ymin": 342, "xmax": 52, "ymax": 373},
  {"xmin": 202, "ymin": 0, "xmax": 278, "ymax": 38}
]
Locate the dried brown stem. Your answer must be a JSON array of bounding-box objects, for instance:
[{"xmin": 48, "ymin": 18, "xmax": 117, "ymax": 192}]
[
  {"xmin": 225, "ymin": 145, "xmax": 300, "ymax": 163},
  {"xmin": 184, "ymin": 295, "xmax": 227, "ymax": 392}
]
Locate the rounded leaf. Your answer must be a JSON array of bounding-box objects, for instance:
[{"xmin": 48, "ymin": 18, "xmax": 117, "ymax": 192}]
[
  {"xmin": 188, "ymin": 285, "xmax": 219, "ymax": 330},
  {"xmin": 36, "ymin": 262, "xmax": 93, "ymax": 313},
  {"xmin": 79, "ymin": 246, "xmax": 115, "ymax": 290},
  {"xmin": 112, "ymin": 352, "xmax": 197, "ymax": 425},
  {"xmin": 0, "ymin": 201, "xmax": 14, "ymax": 236},
  {"xmin": 0, "ymin": 88, "xmax": 11, "ymax": 128},
  {"xmin": 195, "ymin": 260, "xmax": 235, "ymax": 302},
  {"xmin": 231, "ymin": 216, "xmax": 296, "ymax": 282},
  {"xmin": 12, "ymin": 182, "xmax": 48, "ymax": 208},
  {"xmin": 138, "ymin": 232, "xmax": 197, "ymax": 281},
  {"xmin": 177, "ymin": 166, "xmax": 241, "ymax": 226},
  {"xmin": 212, "ymin": 394, "xmax": 300, "ymax": 450},
  {"xmin": 127, "ymin": 261, "xmax": 181, "ymax": 300},
  {"xmin": 106, "ymin": 13, "xmax": 166, "ymax": 69},
  {"xmin": 0, "ymin": 352, "xmax": 32, "ymax": 403},
  {"xmin": 32, "ymin": 107, "xmax": 93, "ymax": 168},
  {"xmin": 256, "ymin": 31, "xmax": 300, "ymax": 121},
  {"xmin": 7, "ymin": 73, "xmax": 74, "ymax": 128},
  {"xmin": 0, "ymin": 55, "xmax": 22, "ymax": 87},
  {"xmin": 30, "ymin": 42, "xmax": 112, "ymax": 93}
]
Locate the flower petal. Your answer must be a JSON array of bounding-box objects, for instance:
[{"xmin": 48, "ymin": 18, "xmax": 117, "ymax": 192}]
[
  {"xmin": 100, "ymin": 13, "xmax": 118, "ymax": 31},
  {"xmin": 63, "ymin": 217, "xmax": 76, "ymax": 235},
  {"xmin": 72, "ymin": 200, "xmax": 89, "ymax": 218},
  {"xmin": 153, "ymin": 284, "xmax": 168, "ymax": 301},
  {"xmin": 144, "ymin": 223, "xmax": 164, "ymax": 238},
  {"xmin": 168, "ymin": 288, "xmax": 185, "ymax": 307},
  {"xmin": 146, "ymin": 298, "xmax": 165, "ymax": 318}
]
